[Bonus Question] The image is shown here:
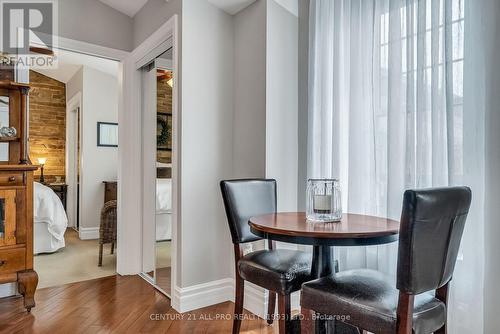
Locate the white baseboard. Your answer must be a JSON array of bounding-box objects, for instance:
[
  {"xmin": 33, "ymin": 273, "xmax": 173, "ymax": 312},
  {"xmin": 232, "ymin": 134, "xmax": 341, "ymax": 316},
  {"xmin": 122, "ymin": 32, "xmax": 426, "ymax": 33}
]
[
  {"xmin": 79, "ymin": 227, "xmax": 99, "ymax": 240},
  {"xmin": 170, "ymin": 277, "xmax": 301, "ymax": 318},
  {"xmin": 172, "ymin": 278, "xmax": 234, "ymax": 313},
  {"xmin": 243, "ymin": 282, "xmax": 301, "ymax": 318},
  {"xmin": 291, "ymin": 290, "xmax": 300, "ymax": 311},
  {"xmin": 0, "ymin": 283, "xmax": 17, "ymax": 299},
  {"xmin": 243, "ymin": 282, "xmax": 267, "ymax": 318}
]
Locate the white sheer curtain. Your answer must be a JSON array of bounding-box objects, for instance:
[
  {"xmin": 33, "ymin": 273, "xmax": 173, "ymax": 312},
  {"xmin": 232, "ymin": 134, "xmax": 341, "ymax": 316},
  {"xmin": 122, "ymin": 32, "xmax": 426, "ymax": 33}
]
[{"xmin": 308, "ymin": 0, "xmax": 483, "ymax": 333}]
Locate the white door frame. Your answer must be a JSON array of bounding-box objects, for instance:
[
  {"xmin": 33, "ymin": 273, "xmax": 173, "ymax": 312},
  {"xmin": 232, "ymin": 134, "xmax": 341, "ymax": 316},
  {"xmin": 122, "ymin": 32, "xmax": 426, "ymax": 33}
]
[
  {"xmin": 119, "ymin": 15, "xmax": 180, "ymax": 307},
  {"xmin": 156, "ymin": 58, "xmax": 173, "ymax": 70},
  {"xmin": 140, "ymin": 62, "xmax": 157, "ymax": 283},
  {"xmin": 65, "ymin": 92, "xmax": 82, "ymax": 231}
]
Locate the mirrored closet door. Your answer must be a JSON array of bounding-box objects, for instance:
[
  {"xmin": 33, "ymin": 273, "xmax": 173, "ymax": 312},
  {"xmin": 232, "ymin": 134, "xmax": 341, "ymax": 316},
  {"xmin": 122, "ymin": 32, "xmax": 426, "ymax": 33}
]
[{"xmin": 140, "ymin": 49, "xmax": 174, "ymax": 297}]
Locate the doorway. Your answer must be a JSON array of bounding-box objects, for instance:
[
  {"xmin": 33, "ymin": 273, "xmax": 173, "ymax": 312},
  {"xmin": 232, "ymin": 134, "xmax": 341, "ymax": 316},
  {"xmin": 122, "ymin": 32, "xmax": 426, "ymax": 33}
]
[{"xmin": 31, "ymin": 48, "xmax": 121, "ymax": 289}]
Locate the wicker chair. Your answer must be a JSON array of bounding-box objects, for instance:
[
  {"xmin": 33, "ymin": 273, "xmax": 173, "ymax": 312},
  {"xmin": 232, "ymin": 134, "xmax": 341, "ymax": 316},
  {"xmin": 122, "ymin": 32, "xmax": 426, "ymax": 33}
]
[{"xmin": 98, "ymin": 200, "xmax": 117, "ymax": 266}]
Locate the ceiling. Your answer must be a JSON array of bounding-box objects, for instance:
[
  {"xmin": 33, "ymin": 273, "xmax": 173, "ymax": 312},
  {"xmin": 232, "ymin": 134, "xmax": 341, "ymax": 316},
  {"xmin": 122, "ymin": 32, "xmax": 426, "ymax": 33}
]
[
  {"xmin": 98, "ymin": 0, "xmax": 148, "ymax": 17},
  {"xmin": 97, "ymin": 0, "xmax": 297, "ymax": 18},
  {"xmin": 274, "ymin": 0, "xmax": 298, "ymax": 17},
  {"xmin": 34, "ymin": 49, "xmax": 119, "ymax": 83},
  {"xmin": 207, "ymin": 0, "xmax": 257, "ymax": 15},
  {"xmin": 98, "ymin": 0, "xmax": 258, "ymax": 17}
]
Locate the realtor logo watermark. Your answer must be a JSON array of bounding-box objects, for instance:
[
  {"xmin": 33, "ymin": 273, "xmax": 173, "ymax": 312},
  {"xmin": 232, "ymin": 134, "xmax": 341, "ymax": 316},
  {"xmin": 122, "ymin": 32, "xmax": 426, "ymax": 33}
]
[{"xmin": 0, "ymin": 0, "xmax": 58, "ymax": 69}]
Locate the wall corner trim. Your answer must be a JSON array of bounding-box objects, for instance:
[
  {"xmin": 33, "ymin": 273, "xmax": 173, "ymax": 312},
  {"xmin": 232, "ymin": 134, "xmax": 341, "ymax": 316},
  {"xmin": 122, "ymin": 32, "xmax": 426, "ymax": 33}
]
[{"xmin": 79, "ymin": 227, "xmax": 99, "ymax": 240}]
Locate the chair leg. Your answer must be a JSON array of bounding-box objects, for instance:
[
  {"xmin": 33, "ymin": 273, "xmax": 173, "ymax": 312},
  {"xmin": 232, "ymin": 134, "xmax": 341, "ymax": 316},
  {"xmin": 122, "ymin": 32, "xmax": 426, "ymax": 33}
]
[
  {"xmin": 277, "ymin": 294, "xmax": 291, "ymax": 334},
  {"xmin": 233, "ymin": 274, "xmax": 244, "ymax": 334},
  {"xmin": 98, "ymin": 244, "xmax": 103, "ymax": 267},
  {"xmin": 435, "ymin": 326, "xmax": 446, "ymax": 334},
  {"xmin": 396, "ymin": 292, "xmax": 414, "ymax": 334},
  {"xmin": 435, "ymin": 283, "xmax": 449, "ymax": 334},
  {"xmin": 267, "ymin": 291, "xmax": 276, "ymax": 324},
  {"xmin": 110, "ymin": 242, "xmax": 115, "ymax": 254},
  {"xmin": 301, "ymin": 306, "xmax": 315, "ymax": 334}
]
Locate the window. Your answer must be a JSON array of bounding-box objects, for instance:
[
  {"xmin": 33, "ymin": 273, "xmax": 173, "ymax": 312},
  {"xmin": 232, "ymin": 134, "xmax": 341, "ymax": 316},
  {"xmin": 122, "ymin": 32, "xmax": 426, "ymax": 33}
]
[{"xmin": 377, "ymin": 0, "xmax": 464, "ymax": 182}]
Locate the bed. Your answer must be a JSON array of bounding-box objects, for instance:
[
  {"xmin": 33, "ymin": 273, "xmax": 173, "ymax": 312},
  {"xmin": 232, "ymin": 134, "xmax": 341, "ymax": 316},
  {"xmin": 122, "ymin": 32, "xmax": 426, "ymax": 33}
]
[
  {"xmin": 156, "ymin": 164, "xmax": 172, "ymax": 241},
  {"xmin": 33, "ymin": 182, "xmax": 68, "ymax": 254}
]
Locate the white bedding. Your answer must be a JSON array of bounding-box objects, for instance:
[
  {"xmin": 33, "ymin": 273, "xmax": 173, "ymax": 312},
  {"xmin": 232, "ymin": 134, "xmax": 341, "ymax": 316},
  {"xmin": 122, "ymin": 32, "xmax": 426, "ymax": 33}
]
[
  {"xmin": 156, "ymin": 178, "xmax": 172, "ymax": 214},
  {"xmin": 34, "ymin": 182, "xmax": 68, "ymax": 253},
  {"xmin": 156, "ymin": 178, "xmax": 172, "ymax": 241}
]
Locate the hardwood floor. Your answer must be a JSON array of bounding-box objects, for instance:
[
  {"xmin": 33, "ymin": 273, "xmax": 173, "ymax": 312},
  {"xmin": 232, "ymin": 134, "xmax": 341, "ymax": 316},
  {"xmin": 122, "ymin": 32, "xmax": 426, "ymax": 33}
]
[
  {"xmin": 0, "ymin": 275, "xmax": 278, "ymax": 334},
  {"xmin": 156, "ymin": 267, "xmax": 171, "ymax": 296}
]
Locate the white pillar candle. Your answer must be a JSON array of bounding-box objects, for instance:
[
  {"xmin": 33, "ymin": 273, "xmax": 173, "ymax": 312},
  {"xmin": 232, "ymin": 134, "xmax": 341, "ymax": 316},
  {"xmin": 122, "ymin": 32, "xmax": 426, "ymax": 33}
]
[{"xmin": 313, "ymin": 194, "xmax": 332, "ymax": 211}]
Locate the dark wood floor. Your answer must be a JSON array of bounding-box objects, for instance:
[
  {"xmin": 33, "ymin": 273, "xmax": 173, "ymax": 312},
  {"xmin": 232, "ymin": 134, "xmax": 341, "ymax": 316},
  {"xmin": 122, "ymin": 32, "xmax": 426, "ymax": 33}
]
[
  {"xmin": 156, "ymin": 267, "xmax": 171, "ymax": 296},
  {"xmin": 0, "ymin": 275, "xmax": 278, "ymax": 334}
]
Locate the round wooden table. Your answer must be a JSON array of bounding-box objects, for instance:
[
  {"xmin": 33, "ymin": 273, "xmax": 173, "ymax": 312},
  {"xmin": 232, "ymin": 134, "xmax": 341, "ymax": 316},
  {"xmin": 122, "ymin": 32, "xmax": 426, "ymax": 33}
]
[
  {"xmin": 249, "ymin": 213, "xmax": 400, "ymax": 333},
  {"xmin": 249, "ymin": 212, "xmax": 399, "ymax": 282}
]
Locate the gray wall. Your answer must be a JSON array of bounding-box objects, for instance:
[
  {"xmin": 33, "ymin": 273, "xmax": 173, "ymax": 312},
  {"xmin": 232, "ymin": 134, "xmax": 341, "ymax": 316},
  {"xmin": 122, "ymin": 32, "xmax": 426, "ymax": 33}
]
[
  {"xmin": 133, "ymin": 0, "xmax": 182, "ymax": 48},
  {"xmin": 60, "ymin": 0, "xmax": 183, "ymax": 52},
  {"xmin": 233, "ymin": 0, "xmax": 267, "ymax": 178},
  {"xmin": 180, "ymin": 0, "xmax": 234, "ymax": 287},
  {"xmin": 59, "ymin": 0, "xmax": 134, "ymax": 51},
  {"xmin": 265, "ymin": 0, "xmax": 299, "ymax": 212},
  {"xmin": 484, "ymin": 0, "xmax": 500, "ymax": 331}
]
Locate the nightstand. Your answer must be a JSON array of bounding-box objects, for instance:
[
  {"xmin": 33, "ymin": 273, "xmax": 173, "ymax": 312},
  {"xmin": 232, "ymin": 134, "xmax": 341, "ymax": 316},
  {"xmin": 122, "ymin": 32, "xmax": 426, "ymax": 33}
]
[{"xmin": 48, "ymin": 183, "xmax": 67, "ymax": 211}]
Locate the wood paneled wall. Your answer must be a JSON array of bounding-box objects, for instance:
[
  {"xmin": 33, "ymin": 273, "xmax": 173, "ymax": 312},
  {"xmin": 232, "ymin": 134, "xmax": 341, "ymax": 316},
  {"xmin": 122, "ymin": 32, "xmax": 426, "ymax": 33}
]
[
  {"xmin": 29, "ymin": 70, "xmax": 66, "ymax": 183},
  {"xmin": 157, "ymin": 72, "xmax": 172, "ymax": 164}
]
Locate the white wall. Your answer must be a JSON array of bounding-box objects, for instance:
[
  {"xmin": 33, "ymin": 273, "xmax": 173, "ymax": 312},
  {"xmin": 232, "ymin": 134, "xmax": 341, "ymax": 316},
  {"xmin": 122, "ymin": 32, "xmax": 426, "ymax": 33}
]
[
  {"xmin": 66, "ymin": 67, "xmax": 83, "ymax": 100},
  {"xmin": 66, "ymin": 67, "xmax": 83, "ymax": 228},
  {"xmin": 81, "ymin": 68, "xmax": 119, "ymax": 234},
  {"xmin": 233, "ymin": 0, "xmax": 267, "ymax": 178},
  {"xmin": 180, "ymin": 0, "xmax": 234, "ymax": 287},
  {"xmin": 66, "ymin": 67, "xmax": 118, "ymax": 238},
  {"xmin": 265, "ymin": 0, "xmax": 299, "ymax": 212}
]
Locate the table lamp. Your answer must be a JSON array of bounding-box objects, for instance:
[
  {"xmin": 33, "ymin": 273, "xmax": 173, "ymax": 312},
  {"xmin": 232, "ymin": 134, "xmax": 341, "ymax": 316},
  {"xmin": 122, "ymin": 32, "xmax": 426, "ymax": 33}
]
[{"xmin": 38, "ymin": 157, "xmax": 47, "ymax": 184}]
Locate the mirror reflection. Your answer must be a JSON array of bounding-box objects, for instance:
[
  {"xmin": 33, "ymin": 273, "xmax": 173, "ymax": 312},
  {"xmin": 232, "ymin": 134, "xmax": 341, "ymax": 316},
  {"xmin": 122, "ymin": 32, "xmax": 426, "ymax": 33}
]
[
  {"xmin": 0, "ymin": 96, "xmax": 9, "ymax": 161},
  {"xmin": 0, "ymin": 198, "xmax": 4, "ymax": 239},
  {"xmin": 155, "ymin": 49, "xmax": 173, "ymax": 295}
]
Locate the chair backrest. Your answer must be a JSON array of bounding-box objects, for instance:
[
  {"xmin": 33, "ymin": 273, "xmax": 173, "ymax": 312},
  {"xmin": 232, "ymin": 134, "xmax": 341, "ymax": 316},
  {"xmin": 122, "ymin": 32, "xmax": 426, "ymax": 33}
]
[
  {"xmin": 100, "ymin": 200, "xmax": 117, "ymax": 243},
  {"xmin": 220, "ymin": 179, "xmax": 277, "ymax": 244},
  {"xmin": 396, "ymin": 187, "xmax": 472, "ymax": 294}
]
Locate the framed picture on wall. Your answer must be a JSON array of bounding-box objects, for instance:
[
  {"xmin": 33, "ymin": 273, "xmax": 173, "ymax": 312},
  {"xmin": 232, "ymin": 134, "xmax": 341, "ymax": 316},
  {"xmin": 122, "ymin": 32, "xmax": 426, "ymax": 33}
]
[
  {"xmin": 97, "ymin": 122, "xmax": 118, "ymax": 147},
  {"xmin": 157, "ymin": 113, "xmax": 172, "ymax": 151}
]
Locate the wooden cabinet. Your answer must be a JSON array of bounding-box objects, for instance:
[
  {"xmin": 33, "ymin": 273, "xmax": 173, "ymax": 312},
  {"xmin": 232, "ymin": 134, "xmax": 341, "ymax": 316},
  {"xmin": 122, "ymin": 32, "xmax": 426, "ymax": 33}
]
[{"xmin": 0, "ymin": 81, "xmax": 38, "ymax": 312}]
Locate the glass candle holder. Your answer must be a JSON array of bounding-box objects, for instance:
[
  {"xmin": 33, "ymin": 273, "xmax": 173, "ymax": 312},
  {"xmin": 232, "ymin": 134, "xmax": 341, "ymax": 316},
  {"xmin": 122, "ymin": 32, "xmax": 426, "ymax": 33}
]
[{"xmin": 306, "ymin": 179, "xmax": 342, "ymax": 222}]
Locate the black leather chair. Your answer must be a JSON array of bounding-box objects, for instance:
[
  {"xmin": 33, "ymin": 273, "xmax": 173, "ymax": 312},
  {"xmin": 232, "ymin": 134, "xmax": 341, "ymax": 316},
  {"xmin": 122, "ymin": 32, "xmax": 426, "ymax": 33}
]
[
  {"xmin": 300, "ymin": 186, "xmax": 472, "ymax": 334},
  {"xmin": 220, "ymin": 179, "xmax": 313, "ymax": 334}
]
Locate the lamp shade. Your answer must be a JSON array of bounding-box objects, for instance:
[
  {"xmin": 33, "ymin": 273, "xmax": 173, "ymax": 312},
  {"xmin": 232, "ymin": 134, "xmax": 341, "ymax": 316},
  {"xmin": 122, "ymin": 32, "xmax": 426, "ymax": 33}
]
[{"xmin": 37, "ymin": 157, "xmax": 47, "ymax": 165}]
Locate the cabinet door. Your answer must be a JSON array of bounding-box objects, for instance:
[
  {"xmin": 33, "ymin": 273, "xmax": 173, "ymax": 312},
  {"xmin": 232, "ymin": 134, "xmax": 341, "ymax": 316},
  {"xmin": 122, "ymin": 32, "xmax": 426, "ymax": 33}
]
[{"xmin": 0, "ymin": 189, "xmax": 16, "ymax": 246}]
